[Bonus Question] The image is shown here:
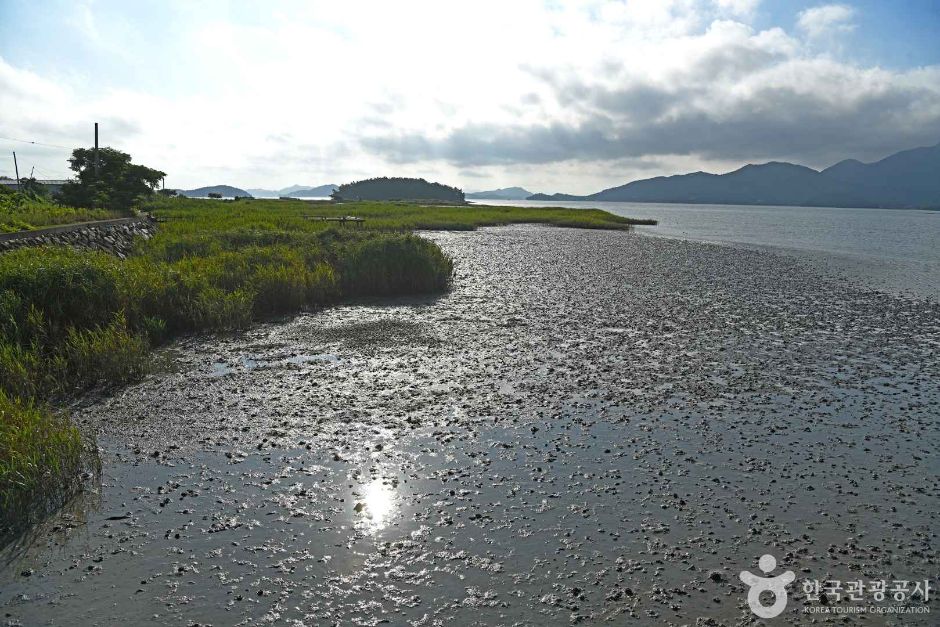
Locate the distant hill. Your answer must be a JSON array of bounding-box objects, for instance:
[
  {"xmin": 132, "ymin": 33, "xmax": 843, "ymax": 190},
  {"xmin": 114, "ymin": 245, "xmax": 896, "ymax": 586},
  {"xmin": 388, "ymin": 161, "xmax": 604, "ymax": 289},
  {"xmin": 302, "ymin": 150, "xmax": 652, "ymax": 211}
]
[
  {"xmin": 245, "ymin": 184, "xmax": 337, "ymax": 198},
  {"xmin": 333, "ymin": 177, "xmax": 464, "ymax": 202},
  {"xmin": 819, "ymin": 143, "xmax": 940, "ymax": 208},
  {"xmin": 178, "ymin": 185, "xmax": 252, "ymax": 198},
  {"xmin": 278, "ymin": 184, "xmax": 315, "ymax": 196},
  {"xmin": 527, "ymin": 142, "xmax": 940, "ymax": 209},
  {"xmin": 466, "ymin": 187, "xmax": 533, "ymax": 200},
  {"xmin": 244, "ymin": 188, "xmax": 278, "ymax": 198},
  {"xmin": 590, "ymin": 162, "xmax": 848, "ymax": 205},
  {"xmin": 291, "ymin": 184, "xmax": 338, "ymax": 198},
  {"xmin": 527, "ymin": 192, "xmax": 584, "ymax": 201}
]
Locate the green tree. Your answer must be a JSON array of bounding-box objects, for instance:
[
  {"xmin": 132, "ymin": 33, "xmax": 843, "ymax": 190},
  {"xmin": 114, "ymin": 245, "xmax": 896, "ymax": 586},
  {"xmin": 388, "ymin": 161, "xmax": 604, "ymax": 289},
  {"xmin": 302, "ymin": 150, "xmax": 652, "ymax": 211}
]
[{"xmin": 57, "ymin": 147, "xmax": 165, "ymax": 211}]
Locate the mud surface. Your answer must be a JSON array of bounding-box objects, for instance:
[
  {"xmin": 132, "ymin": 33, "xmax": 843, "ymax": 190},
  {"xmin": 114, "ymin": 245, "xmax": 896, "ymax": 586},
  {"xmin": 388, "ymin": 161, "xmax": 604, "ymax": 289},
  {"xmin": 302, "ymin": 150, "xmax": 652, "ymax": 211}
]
[{"xmin": 2, "ymin": 226, "xmax": 938, "ymax": 626}]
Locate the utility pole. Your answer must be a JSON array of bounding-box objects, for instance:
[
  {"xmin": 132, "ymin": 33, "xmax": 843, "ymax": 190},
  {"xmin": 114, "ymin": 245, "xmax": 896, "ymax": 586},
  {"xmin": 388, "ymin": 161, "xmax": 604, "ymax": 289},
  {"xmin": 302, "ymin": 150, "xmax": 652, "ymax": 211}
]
[
  {"xmin": 94, "ymin": 122, "xmax": 100, "ymax": 179},
  {"xmin": 12, "ymin": 151, "xmax": 20, "ymax": 192}
]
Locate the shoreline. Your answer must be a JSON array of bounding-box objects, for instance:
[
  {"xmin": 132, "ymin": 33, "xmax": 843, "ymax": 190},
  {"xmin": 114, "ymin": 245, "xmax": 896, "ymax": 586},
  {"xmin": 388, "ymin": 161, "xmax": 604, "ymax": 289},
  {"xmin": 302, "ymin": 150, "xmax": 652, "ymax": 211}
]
[
  {"xmin": 631, "ymin": 227, "xmax": 940, "ymax": 301},
  {"xmin": 469, "ymin": 199, "xmax": 940, "ymax": 301}
]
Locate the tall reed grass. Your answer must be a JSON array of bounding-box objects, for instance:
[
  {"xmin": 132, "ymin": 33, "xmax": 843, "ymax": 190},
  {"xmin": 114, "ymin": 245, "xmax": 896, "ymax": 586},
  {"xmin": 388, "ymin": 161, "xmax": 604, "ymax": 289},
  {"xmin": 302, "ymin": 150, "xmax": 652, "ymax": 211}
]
[{"xmin": 0, "ymin": 391, "xmax": 89, "ymax": 536}]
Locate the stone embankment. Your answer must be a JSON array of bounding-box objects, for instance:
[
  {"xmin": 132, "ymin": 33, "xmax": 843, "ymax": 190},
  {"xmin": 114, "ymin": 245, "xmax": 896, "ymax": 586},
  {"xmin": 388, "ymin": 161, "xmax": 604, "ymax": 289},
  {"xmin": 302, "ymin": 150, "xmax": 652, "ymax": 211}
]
[{"xmin": 0, "ymin": 217, "xmax": 157, "ymax": 258}]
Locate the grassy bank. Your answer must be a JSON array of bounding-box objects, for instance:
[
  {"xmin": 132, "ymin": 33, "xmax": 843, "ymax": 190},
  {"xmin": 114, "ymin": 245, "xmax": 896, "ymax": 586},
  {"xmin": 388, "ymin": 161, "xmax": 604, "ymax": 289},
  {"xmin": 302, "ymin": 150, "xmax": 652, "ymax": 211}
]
[
  {"xmin": 0, "ymin": 187, "xmax": 121, "ymax": 233},
  {"xmin": 0, "ymin": 196, "xmax": 646, "ymax": 541},
  {"xmin": 148, "ymin": 196, "xmax": 654, "ymax": 233}
]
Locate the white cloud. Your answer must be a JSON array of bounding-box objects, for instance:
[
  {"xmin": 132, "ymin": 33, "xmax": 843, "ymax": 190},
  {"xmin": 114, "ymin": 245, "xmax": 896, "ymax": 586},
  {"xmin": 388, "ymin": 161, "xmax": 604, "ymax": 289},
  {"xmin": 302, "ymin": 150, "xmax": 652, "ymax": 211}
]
[
  {"xmin": 797, "ymin": 4, "xmax": 856, "ymax": 39},
  {"xmin": 712, "ymin": 0, "xmax": 761, "ymax": 18}
]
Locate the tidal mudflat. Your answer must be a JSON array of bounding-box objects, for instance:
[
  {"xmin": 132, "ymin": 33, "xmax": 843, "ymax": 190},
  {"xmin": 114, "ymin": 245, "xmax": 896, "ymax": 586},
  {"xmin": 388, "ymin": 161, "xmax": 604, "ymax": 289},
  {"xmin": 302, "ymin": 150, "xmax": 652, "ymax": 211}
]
[{"xmin": 2, "ymin": 226, "xmax": 937, "ymax": 625}]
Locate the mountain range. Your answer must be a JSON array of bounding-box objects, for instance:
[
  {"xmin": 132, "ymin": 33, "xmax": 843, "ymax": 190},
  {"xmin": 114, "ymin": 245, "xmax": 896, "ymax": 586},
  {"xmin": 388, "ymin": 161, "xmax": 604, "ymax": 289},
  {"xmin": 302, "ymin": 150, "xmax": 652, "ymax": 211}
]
[
  {"xmin": 245, "ymin": 184, "xmax": 337, "ymax": 198},
  {"xmin": 528, "ymin": 142, "xmax": 940, "ymax": 209},
  {"xmin": 465, "ymin": 187, "xmax": 533, "ymax": 200}
]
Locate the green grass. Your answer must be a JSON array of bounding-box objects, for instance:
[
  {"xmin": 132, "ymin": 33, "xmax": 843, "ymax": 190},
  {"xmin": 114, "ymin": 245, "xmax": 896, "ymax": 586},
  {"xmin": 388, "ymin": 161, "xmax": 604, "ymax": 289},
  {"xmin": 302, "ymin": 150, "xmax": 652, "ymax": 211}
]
[
  {"xmin": 145, "ymin": 196, "xmax": 654, "ymax": 235},
  {"xmin": 0, "ymin": 188, "xmax": 122, "ymax": 233},
  {"xmin": 0, "ymin": 195, "xmax": 646, "ymax": 542},
  {"xmin": 0, "ymin": 390, "xmax": 90, "ymax": 536}
]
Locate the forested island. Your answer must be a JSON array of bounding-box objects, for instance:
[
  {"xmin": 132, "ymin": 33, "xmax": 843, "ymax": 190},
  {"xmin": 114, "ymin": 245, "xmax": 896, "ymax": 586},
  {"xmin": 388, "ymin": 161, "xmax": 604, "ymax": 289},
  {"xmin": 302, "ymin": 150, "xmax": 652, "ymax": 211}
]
[
  {"xmin": 176, "ymin": 185, "xmax": 252, "ymax": 198},
  {"xmin": 332, "ymin": 177, "xmax": 465, "ymax": 203},
  {"xmin": 466, "ymin": 187, "xmax": 533, "ymax": 200}
]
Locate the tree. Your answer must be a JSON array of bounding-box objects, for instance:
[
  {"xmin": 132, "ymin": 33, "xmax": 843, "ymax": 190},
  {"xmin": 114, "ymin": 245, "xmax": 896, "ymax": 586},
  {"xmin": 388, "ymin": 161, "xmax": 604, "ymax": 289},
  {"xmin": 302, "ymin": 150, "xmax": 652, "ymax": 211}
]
[{"xmin": 57, "ymin": 147, "xmax": 165, "ymax": 211}]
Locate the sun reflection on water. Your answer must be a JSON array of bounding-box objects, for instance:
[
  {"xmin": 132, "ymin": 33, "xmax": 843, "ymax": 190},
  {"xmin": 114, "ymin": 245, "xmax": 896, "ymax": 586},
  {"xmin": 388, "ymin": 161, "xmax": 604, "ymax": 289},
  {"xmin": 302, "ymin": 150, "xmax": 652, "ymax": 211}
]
[{"xmin": 356, "ymin": 479, "xmax": 396, "ymax": 532}]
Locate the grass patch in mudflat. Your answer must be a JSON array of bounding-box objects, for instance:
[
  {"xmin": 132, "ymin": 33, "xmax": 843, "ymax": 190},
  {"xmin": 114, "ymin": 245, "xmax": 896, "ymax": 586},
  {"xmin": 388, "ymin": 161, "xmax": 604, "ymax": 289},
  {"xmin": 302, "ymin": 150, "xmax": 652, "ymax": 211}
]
[{"xmin": 0, "ymin": 391, "xmax": 93, "ymax": 538}]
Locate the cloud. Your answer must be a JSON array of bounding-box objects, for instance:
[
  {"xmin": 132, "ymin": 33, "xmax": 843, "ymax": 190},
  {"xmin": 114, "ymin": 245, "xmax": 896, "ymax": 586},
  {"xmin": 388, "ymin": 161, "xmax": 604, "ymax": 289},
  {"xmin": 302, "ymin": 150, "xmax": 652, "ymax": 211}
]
[
  {"xmin": 360, "ymin": 15, "xmax": 940, "ymax": 171},
  {"xmin": 712, "ymin": 0, "xmax": 761, "ymax": 18},
  {"xmin": 0, "ymin": 58, "xmax": 144, "ymax": 176},
  {"xmin": 1, "ymin": 0, "xmax": 937, "ymax": 192},
  {"xmin": 797, "ymin": 4, "xmax": 856, "ymax": 39}
]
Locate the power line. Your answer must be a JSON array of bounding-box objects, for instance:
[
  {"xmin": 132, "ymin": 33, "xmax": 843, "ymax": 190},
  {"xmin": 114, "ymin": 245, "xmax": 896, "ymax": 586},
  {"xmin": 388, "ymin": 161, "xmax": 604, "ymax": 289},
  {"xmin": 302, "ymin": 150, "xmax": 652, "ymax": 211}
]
[
  {"xmin": 31, "ymin": 164, "xmax": 71, "ymax": 179},
  {"xmin": 3, "ymin": 124, "xmax": 98, "ymax": 180},
  {"xmin": 0, "ymin": 135, "xmax": 74, "ymax": 150},
  {"xmin": 32, "ymin": 164, "xmax": 63, "ymax": 176}
]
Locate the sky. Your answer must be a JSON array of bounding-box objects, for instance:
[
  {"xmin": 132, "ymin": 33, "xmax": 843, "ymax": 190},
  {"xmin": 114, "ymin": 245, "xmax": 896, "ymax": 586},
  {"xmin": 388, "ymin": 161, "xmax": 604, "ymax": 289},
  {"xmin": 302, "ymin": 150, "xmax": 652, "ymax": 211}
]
[{"xmin": 1, "ymin": 0, "xmax": 939, "ymax": 194}]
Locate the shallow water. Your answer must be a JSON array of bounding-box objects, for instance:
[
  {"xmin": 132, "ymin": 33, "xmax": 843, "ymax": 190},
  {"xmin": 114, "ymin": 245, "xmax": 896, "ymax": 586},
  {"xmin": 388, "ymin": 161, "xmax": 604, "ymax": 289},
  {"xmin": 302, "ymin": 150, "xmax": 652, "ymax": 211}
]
[
  {"xmin": 1, "ymin": 227, "xmax": 938, "ymax": 625},
  {"xmin": 472, "ymin": 199, "xmax": 940, "ymax": 299}
]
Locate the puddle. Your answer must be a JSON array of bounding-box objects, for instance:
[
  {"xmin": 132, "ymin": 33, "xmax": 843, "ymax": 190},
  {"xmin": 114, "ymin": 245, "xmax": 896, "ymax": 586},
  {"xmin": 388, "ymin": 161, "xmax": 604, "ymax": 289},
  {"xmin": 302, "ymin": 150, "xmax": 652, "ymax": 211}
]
[{"xmin": 209, "ymin": 353, "xmax": 341, "ymax": 377}]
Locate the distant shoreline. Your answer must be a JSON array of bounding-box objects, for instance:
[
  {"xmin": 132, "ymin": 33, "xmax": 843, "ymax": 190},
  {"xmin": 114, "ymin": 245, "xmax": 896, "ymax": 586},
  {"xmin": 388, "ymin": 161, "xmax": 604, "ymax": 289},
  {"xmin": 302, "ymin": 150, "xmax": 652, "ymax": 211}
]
[
  {"xmin": 475, "ymin": 199, "xmax": 940, "ymax": 300},
  {"xmin": 469, "ymin": 198, "xmax": 940, "ymax": 211}
]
